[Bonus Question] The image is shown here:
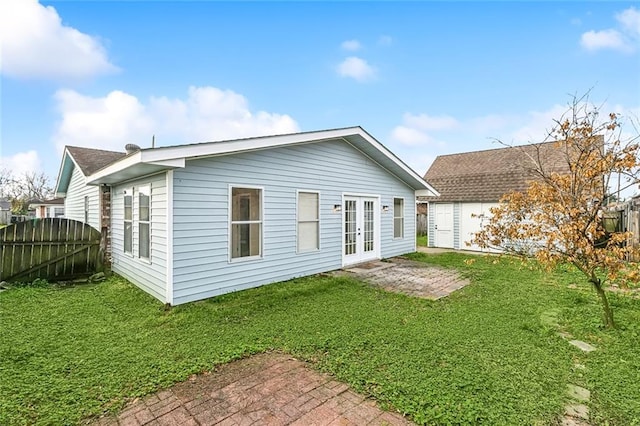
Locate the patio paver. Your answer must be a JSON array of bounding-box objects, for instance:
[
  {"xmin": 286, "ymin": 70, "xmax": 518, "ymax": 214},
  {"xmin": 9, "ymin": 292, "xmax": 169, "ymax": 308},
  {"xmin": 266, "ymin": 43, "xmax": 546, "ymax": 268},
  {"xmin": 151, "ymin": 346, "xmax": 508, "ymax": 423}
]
[{"xmin": 93, "ymin": 352, "xmax": 413, "ymax": 425}]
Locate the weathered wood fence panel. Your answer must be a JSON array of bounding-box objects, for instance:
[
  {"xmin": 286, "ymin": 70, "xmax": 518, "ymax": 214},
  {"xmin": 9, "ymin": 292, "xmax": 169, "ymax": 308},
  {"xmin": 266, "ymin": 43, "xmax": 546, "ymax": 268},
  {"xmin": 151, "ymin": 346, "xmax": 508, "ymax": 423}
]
[
  {"xmin": 0, "ymin": 218, "xmax": 102, "ymax": 282},
  {"xmin": 416, "ymin": 213, "xmax": 428, "ymax": 236},
  {"xmin": 629, "ymin": 210, "xmax": 639, "ymax": 262}
]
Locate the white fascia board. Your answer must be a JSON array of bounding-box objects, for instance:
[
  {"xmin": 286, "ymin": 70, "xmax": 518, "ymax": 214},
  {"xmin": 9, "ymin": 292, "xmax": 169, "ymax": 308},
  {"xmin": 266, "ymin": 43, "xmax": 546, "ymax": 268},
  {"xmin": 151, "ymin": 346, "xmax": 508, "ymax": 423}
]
[
  {"xmin": 86, "ymin": 151, "xmax": 143, "ymax": 184},
  {"xmin": 416, "ymin": 188, "xmax": 440, "ymax": 197},
  {"xmin": 351, "ymin": 130, "xmax": 440, "ymax": 193},
  {"xmin": 147, "ymin": 158, "xmax": 186, "ymax": 168},
  {"xmin": 139, "ymin": 127, "xmax": 363, "ymax": 163}
]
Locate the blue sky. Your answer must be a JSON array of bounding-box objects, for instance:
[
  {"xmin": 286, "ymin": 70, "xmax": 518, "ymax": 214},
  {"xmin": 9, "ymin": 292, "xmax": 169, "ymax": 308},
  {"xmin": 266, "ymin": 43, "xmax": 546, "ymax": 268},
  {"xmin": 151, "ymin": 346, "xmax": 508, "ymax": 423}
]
[{"xmin": 1, "ymin": 1, "xmax": 639, "ymax": 184}]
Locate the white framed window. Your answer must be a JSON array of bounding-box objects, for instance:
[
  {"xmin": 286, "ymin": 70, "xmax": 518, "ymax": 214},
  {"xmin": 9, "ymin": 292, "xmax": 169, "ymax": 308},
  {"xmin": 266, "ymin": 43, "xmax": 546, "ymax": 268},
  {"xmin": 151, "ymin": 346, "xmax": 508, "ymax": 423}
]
[
  {"xmin": 297, "ymin": 191, "xmax": 319, "ymax": 252},
  {"xmin": 393, "ymin": 197, "xmax": 404, "ymax": 239},
  {"xmin": 138, "ymin": 186, "xmax": 150, "ymax": 260},
  {"xmin": 124, "ymin": 189, "xmax": 132, "ymax": 254},
  {"xmin": 84, "ymin": 196, "xmax": 89, "ymax": 223},
  {"xmin": 230, "ymin": 186, "xmax": 262, "ymax": 260}
]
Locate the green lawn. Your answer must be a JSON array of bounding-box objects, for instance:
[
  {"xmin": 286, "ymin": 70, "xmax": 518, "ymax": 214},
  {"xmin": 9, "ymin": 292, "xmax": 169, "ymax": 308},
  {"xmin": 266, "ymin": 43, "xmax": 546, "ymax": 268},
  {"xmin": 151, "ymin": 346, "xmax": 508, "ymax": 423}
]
[
  {"xmin": 1, "ymin": 253, "xmax": 638, "ymax": 425},
  {"xmin": 416, "ymin": 235, "xmax": 428, "ymax": 247}
]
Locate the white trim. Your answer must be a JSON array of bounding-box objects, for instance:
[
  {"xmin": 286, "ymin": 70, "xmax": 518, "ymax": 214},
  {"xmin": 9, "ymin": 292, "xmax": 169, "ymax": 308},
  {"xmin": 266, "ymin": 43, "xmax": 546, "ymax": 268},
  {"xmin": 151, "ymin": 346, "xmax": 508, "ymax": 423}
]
[
  {"xmin": 137, "ymin": 185, "xmax": 151, "ymax": 262},
  {"xmin": 123, "ymin": 187, "xmax": 133, "ymax": 255},
  {"xmin": 85, "ymin": 127, "xmax": 440, "ymax": 196},
  {"xmin": 228, "ymin": 184, "xmax": 264, "ymax": 262},
  {"xmin": 392, "ymin": 196, "xmax": 405, "ymax": 240},
  {"xmin": 341, "ymin": 193, "xmax": 381, "ymax": 266},
  {"xmin": 296, "ymin": 189, "xmax": 321, "ymax": 254},
  {"xmin": 165, "ymin": 170, "xmax": 174, "ymax": 305},
  {"xmin": 413, "ymin": 194, "xmax": 418, "ymax": 252}
]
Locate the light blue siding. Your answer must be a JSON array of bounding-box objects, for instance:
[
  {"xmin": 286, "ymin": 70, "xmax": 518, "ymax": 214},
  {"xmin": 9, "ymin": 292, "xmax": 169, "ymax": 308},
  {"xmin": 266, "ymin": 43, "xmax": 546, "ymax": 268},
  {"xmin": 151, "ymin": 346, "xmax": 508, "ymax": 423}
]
[
  {"xmin": 64, "ymin": 166, "xmax": 100, "ymax": 229},
  {"xmin": 172, "ymin": 139, "xmax": 416, "ymax": 305},
  {"xmin": 111, "ymin": 173, "xmax": 168, "ymax": 302}
]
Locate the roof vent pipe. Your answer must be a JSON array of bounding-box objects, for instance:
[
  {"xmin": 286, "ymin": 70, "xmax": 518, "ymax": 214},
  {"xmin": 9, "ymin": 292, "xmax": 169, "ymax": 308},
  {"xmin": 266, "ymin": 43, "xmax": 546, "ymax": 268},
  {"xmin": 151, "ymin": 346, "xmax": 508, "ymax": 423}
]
[{"xmin": 125, "ymin": 143, "xmax": 141, "ymax": 154}]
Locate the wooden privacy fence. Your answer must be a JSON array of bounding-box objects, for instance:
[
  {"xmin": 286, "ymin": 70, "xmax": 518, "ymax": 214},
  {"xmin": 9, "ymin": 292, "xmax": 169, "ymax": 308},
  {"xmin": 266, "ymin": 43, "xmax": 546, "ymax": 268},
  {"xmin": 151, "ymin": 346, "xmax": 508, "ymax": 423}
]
[{"xmin": 0, "ymin": 218, "xmax": 102, "ymax": 283}]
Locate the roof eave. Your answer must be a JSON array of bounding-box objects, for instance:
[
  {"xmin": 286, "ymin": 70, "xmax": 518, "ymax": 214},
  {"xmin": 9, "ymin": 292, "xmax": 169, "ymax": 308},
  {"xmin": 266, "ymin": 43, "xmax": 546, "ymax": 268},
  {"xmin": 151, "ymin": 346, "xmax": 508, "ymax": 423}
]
[{"xmin": 84, "ymin": 127, "xmax": 438, "ymax": 193}]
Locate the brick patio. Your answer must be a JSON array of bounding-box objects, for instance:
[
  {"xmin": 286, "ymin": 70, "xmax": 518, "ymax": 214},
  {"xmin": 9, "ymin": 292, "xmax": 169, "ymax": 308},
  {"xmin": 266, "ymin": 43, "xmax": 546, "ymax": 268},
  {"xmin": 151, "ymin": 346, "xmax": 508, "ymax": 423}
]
[{"xmin": 94, "ymin": 352, "xmax": 413, "ymax": 425}]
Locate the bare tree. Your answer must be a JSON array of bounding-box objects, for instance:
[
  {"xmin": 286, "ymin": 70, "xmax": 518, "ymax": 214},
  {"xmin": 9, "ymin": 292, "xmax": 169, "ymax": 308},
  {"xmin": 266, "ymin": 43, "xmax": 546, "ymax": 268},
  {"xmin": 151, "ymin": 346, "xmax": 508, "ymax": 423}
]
[{"xmin": 473, "ymin": 94, "xmax": 640, "ymax": 328}]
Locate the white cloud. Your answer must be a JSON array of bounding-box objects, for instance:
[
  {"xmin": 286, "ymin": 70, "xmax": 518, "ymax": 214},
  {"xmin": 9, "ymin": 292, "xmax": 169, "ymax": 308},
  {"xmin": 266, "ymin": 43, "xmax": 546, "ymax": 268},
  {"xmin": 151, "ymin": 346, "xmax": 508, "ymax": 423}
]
[
  {"xmin": 340, "ymin": 39, "xmax": 361, "ymax": 51},
  {"xmin": 391, "ymin": 126, "xmax": 432, "ymax": 146},
  {"xmin": 0, "ymin": 150, "xmax": 42, "ymax": 176},
  {"xmin": 402, "ymin": 113, "xmax": 458, "ymax": 131},
  {"xmin": 580, "ymin": 6, "xmax": 639, "ymax": 53},
  {"xmin": 390, "ymin": 100, "xmax": 640, "ymax": 177},
  {"xmin": 53, "ymin": 86, "xmax": 299, "ymax": 153},
  {"xmin": 581, "ymin": 29, "xmax": 628, "ymax": 52},
  {"xmin": 390, "ymin": 113, "xmax": 457, "ymax": 146},
  {"xmin": 0, "ymin": 0, "xmax": 117, "ymax": 80},
  {"xmin": 617, "ymin": 7, "xmax": 640, "ymax": 37},
  {"xmin": 336, "ymin": 56, "xmax": 376, "ymax": 82}
]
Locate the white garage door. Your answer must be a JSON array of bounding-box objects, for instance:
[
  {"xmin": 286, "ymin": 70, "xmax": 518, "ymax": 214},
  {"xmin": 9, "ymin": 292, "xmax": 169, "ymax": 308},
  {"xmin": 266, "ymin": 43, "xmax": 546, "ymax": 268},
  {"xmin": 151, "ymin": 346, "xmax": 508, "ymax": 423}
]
[{"xmin": 460, "ymin": 203, "xmax": 498, "ymax": 252}]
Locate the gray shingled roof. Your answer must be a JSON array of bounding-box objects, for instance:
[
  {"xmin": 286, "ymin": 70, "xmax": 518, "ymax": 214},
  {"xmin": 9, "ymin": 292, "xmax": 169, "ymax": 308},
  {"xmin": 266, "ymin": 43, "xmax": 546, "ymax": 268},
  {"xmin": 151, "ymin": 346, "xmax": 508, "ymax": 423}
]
[
  {"xmin": 66, "ymin": 146, "xmax": 126, "ymax": 176},
  {"xmin": 423, "ymin": 141, "xmax": 571, "ymax": 202}
]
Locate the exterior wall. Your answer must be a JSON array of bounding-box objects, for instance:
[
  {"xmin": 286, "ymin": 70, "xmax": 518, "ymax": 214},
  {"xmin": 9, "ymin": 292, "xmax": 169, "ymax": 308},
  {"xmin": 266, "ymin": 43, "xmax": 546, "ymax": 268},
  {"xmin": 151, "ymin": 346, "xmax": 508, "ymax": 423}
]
[
  {"xmin": 431, "ymin": 201, "xmax": 499, "ymax": 252},
  {"xmin": 428, "ymin": 202, "xmax": 435, "ymax": 248},
  {"xmin": 111, "ymin": 173, "xmax": 168, "ymax": 302},
  {"xmin": 64, "ymin": 166, "xmax": 100, "ymax": 229},
  {"xmin": 171, "ymin": 140, "xmax": 417, "ymax": 305},
  {"xmin": 453, "ymin": 202, "xmax": 461, "ymax": 249}
]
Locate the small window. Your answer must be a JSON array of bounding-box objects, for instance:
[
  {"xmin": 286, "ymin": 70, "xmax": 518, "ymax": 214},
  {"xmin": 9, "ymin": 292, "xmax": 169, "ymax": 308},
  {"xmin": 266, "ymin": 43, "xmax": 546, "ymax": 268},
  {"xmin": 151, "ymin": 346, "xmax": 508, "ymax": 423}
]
[
  {"xmin": 230, "ymin": 187, "xmax": 262, "ymax": 259},
  {"xmin": 138, "ymin": 186, "xmax": 150, "ymax": 260},
  {"xmin": 54, "ymin": 207, "xmax": 64, "ymax": 218},
  {"xmin": 124, "ymin": 189, "xmax": 132, "ymax": 254},
  {"xmin": 298, "ymin": 192, "xmax": 319, "ymax": 252},
  {"xmin": 393, "ymin": 198, "xmax": 404, "ymax": 239},
  {"xmin": 84, "ymin": 196, "xmax": 89, "ymax": 223}
]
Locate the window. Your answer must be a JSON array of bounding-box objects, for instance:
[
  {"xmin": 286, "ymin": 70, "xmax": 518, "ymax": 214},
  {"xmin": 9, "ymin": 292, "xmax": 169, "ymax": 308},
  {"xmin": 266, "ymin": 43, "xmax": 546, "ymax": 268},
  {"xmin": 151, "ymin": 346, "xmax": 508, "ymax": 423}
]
[
  {"xmin": 393, "ymin": 198, "xmax": 404, "ymax": 238},
  {"xmin": 230, "ymin": 187, "xmax": 262, "ymax": 259},
  {"xmin": 138, "ymin": 186, "xmax": 150, "ymax": 260},
  {"xmin": 298, "ymin": 192, "xmax": 319, "ymax": 252},
  {"xmin": 124, "ymin": 189, "xmax": 132, "ymax": 254},
  {"xmin": 84, "ymin": 196, "xmax": 89, "ymax": 223},
  {"xmin": 54, "ymin": 207, "xmax": 64, "ymax": 218}
]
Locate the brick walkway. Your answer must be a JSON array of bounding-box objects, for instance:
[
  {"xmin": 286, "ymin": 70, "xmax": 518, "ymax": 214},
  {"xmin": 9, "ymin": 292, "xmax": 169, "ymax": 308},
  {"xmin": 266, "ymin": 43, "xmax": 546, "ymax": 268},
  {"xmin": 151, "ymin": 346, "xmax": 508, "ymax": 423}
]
[
  {"xmin": 341, "ymin": 258, "xmax": 470, "ymax": 299},
  {"xmin": 94, "ymin": 352, "xmax": 413, "ymax": 426}
]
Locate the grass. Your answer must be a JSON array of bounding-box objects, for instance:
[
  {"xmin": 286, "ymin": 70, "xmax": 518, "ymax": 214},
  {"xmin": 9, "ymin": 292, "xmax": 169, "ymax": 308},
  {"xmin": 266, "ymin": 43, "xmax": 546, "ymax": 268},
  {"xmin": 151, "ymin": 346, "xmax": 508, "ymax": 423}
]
[
  {"xmin": 1, "ymin": 254, "xmax": 639, "ymax": 425},
  {"xmin": 416, "ymin": 234, "xmax": 428, "ymax": 247}
]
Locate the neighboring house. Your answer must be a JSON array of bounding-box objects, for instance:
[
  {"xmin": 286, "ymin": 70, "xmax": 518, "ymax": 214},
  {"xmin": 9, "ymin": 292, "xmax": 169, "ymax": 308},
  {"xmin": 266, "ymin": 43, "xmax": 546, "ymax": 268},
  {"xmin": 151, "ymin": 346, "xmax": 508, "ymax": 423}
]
[
  {"xmin": 421, "ymin": 141, "xmax": 569, "ymax": 251},
  {"xmin": 55, "ymin": 146, "xmax": 127, "ymax": 229},
  {"xmin": 54, "ymin": 127, "xmax": 439, "ymax": 305},
  {"xmin": 29, "ymin": 198, "xmax": 66, "ymax": 219}
]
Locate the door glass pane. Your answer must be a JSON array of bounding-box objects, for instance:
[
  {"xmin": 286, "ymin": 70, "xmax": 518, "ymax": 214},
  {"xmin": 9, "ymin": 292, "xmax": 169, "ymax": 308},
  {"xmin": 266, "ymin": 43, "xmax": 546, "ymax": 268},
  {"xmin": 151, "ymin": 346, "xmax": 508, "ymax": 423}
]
[
  {"xmin": 344, "ymin": 200, "xmax": 356, "ymax": 255},
  {"xmin": 364, "ymin": 200, "xmax": 374, "ymax": 252}
]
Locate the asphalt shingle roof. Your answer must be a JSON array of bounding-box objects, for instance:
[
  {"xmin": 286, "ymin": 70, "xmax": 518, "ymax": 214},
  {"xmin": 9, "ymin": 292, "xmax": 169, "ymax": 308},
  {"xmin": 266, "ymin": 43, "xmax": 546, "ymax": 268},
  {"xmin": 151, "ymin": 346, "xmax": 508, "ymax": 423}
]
[
  {"xmin": 423, "ymin": 141, "xmax": 571, "ymax": 202},
  {"xmin": 66, "ymin": 146, "xmax": 126, "ymax": 176}
]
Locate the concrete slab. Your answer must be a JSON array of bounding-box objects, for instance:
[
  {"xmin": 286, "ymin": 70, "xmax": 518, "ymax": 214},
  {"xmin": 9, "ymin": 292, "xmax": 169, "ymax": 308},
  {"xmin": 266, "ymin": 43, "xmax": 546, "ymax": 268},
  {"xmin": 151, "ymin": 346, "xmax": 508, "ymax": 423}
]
[
  {"xmin": 565, "ymin": 403, "xmax": 589, "ymax": 420},
  {"xmin": 339, "ymin": 257, "xmax": 471, "ymax": 300},
  {"xmin": 567, "ymin": 384, "xmax": 591, "ymax": 402},
  {"xmin": 569, "ymin": 340, "xmax": 597, "ymax": 352}
]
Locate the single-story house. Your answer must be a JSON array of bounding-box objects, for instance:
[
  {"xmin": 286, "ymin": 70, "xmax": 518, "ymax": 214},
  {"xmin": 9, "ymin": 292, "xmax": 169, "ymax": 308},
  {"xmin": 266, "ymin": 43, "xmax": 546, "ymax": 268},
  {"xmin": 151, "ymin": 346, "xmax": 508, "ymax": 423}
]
[
  {"xmin": 55, "ymin": 146, "xmax": 127, "ymax": 230},
  {"xmin": 421, "ymin": 141, "xmax": 569, "ymax": 251},
  {"xmin": 29, "ymin": 197, "xmax": 66, "ymax": 219},
  {"xmin": 55, "ymin": 127, "xmax": 439, "ymax": 305}
]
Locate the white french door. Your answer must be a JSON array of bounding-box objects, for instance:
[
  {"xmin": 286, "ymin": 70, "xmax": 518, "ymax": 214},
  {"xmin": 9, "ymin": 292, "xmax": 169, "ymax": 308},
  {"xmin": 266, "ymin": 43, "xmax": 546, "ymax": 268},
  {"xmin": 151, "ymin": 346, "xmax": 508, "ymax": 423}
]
[{"xmin": 343, "ymin": 196, "xmax": 379, "ymax": 265}]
